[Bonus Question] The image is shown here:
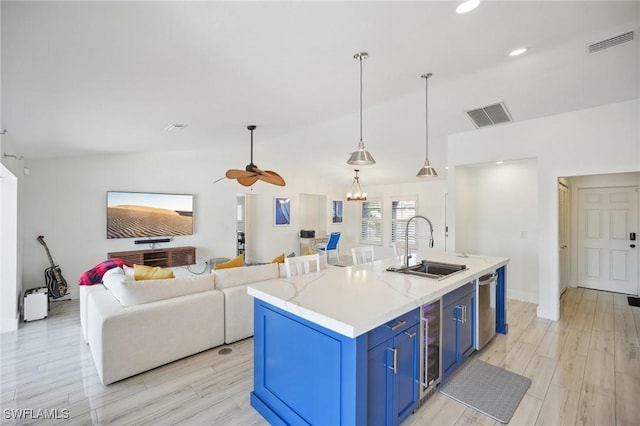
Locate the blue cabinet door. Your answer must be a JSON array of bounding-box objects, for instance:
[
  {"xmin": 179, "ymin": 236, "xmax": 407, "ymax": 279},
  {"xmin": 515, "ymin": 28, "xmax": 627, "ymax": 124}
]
[
  {"xmin": 442, "ymin": 285, "xmax": 477, "ymax": 383},
  {"xmin": 441, "ymin": 301, "xmax": 458, "ymax": 379},
  {"xmin": 394, "ymin": 323, "xmax": 420, "ymax": 425},
  {"xmin": 367, "ymin": 311, "xmax": 420, "ymax": 426},
  {"xmin": 368, "ymin": 339, "xmax": 392, "ymax": 426},
  {"xmin": 459, "ymin": 292, "xmax": 475, "ymax": 360}
]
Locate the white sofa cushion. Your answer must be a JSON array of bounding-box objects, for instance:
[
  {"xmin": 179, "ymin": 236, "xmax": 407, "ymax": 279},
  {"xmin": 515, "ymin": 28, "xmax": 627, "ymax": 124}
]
[
  {"xmin": 220, "ymin": 284, "xmax": 254, "ymax": 343},
  {"xmin": 79, "ymin": 284, "xmax": 106, "ymax": 343},
  {"xmin": 87, "ymin": 288, "xmax": 224, "ymax": 385},
  {"xmin": 214, "ymin": 263, "xmax": 279, "ymax": 289},
  {"xmin": 102, "ymin": 267, "xmax": 215, "ymax": 307}
]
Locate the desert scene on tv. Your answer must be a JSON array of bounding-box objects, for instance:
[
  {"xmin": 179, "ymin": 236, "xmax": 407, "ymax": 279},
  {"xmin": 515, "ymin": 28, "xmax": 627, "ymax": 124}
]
[{"xmin": 107, "ymin": 192, "xmax": 193, "ymax": 239}]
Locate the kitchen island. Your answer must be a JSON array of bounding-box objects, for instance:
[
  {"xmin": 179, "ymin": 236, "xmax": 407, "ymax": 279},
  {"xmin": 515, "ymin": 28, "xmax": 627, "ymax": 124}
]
[{"xmin": 247, "ymin": 251, "xmax": 508, "ymax": 425}]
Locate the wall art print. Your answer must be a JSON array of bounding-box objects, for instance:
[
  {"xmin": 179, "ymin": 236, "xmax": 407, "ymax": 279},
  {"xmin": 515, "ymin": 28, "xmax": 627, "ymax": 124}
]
[
  {"xmin": 332, "ymin": 200, "xmax": 343, "ymax": 224},
  {"xmin": 274, "ymin": 197, "xmax": 291, "ymax": 226}
]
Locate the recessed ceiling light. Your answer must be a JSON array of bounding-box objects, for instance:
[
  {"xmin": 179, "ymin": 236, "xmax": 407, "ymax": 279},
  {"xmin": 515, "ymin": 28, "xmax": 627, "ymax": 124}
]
[
  {"xmin": 445, "ymin": 166, "xmax": 449, "ymax": 170},
  {"xmin": 509, "ymin": 48, "xmax": 527, "ymax": 57},
  {"xmin": 456, "ymin": 0, "xmax": 481, "ymax": 14},
  {"xmin": 496, "ymin": 160, "xmax": 504, "ymax": 164},
  {"xmin": 165, "ymin": 124, "xmax": 188, "ymax": 132}
]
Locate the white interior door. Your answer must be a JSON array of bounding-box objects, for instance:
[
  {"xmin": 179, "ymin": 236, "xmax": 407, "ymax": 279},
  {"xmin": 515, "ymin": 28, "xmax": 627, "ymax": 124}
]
[
  {"xmin": 559, "ymin": 183, "xmax": 570, "ymax": 295},
  {"xmin": 577, "ymin": 186, "xmax": 638, "ymax": 295}
]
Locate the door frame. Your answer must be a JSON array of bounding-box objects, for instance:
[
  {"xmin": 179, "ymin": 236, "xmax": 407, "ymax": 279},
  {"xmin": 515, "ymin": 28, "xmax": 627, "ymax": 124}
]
[{"xmin": 558, "ymin": 181, "xmax": 570, "ymax": 295}]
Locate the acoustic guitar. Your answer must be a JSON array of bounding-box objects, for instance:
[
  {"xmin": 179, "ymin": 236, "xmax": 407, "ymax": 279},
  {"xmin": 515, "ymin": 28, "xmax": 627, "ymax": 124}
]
[{"xmin": 36, "ymin": 235, "xmax": 68, "ymax": 299}]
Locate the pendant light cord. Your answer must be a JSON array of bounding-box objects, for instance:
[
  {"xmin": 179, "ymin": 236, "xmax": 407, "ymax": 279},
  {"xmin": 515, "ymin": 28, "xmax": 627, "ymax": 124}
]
[
  {"xmin": 359, "ymin": 55, "xmax": 363, "ymax": 143},
  {"xmin": 423, "ymin": 73, "xmax": 432, "ymax": 161}
]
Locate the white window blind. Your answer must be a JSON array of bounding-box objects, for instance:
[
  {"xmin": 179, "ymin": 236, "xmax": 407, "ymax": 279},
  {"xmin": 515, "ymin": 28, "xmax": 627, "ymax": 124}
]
[
  {"xmin": 361, "ymin": 200, "xmax": 383, "ymax": 245},
  {"xmin": 391, "ymin": 200, "xmax": 417, "ymax": 248}
]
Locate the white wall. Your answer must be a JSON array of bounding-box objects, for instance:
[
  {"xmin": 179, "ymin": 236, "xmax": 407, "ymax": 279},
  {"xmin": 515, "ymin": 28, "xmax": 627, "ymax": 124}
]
[
  {"xmin": 448, "ymin": 99, "xmax": 640, "ymax": 320},
  {"xmin": 1, "ymin": 131, "xmax": 25, "ymax": 333},
  {"xmin": 22, "ymin": 149, "xmax": 345, "ymax": 299},
  {"xmin": 0, "ymin": 164, "xmax": 18, "ymax": 332},
  {"xmin": 298, "ymin": 194, "xmax": 327, "ymax": 238},
  {"xmin": 455, "ymin": 159, "xmax": 539, "ymax": 303}
]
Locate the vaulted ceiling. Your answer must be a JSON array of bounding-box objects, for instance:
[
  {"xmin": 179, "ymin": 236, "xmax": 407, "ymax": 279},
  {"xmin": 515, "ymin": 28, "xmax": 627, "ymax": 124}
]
[{"xmin": 2, "ymin": 1, "xmax": 639, "ymax": 184}]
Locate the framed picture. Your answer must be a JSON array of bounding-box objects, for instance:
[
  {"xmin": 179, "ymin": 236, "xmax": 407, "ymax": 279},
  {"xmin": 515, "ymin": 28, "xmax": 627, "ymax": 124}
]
[
  {"xmin": 332, "ymin": 200, "xmax": 343, "ymax": 224},
  {"xmin": 274, "ymin": 197, "xmax": 291, "ymax": 226}
]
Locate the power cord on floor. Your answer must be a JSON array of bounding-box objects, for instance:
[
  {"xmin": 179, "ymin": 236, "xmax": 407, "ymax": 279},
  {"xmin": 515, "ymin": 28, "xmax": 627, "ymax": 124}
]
[{"xmin": 186, "ymin": 261, "xmax": 210, "ymax": 275}]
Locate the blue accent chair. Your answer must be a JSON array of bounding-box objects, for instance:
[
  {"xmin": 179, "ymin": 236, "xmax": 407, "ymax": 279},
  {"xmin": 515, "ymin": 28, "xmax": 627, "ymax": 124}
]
[{"xmin": 316, "ymin": 232, "xmax": 341, "ymax": 263}]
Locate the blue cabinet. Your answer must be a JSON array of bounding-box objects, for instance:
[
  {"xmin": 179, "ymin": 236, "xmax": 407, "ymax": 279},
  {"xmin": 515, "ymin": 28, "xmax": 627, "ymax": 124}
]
[
  {"xmin": 441, "ymin": 282, "xmax": 476, "ymax": 383},
  {"xmin": 251, "ymin": 300, "xmax": 420, "ymax": 425},
  {"xmin": 367, "ymin": 310, "xmax": 420, "ymax": 426}
]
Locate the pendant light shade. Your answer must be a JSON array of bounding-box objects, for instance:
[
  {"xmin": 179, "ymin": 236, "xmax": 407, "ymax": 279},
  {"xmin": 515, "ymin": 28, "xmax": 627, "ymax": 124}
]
[
  {"xmin": 347, "ymin": 52, "xmax": 376, "ymax": 166},
  {"xmin": 346, "ymin": 169, "xmax": 367, "ymax": 201},
  {"xmin": 417, "ymin": 73, "xmax": 438, "ymax": 178},
  {"xmin": 416, "ymin": 161, "xmax": 438, "ymax": 177}
]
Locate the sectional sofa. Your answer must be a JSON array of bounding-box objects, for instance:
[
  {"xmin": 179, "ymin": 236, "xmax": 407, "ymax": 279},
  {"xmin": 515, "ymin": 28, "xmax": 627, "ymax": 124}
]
[{"xmin": 81, "ymin": 258, "xmax": 327, "ymax": 385}]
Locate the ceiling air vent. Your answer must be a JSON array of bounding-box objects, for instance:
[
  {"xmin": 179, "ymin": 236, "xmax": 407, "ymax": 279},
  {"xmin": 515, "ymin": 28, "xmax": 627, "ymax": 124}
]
[
  {"xmin": 465, "ymin": 102, "xmax": 512, "ymax": 128},
  {"xmin": 589, "ymin": 31, "xmax": 635, "ymax": 53}
]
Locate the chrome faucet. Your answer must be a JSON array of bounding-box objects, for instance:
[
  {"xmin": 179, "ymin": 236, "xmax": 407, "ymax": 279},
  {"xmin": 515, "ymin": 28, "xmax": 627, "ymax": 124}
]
[{"xmin": 405, "ymin": 215, "xmax": 434, "ymax": 268}]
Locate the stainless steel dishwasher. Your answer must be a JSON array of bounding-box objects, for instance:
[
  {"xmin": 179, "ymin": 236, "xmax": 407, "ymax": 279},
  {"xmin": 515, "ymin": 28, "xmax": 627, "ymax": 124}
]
[{"xmin": 476, "ymin": 272, "xmax": 497, "ymax": 350}]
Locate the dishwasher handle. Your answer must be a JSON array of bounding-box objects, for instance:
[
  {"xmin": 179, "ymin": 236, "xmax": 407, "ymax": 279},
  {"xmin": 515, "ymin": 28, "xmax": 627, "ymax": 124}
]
[{"xmin": 478, "ymin": 272, "xmax": 497, "ymax": 286}]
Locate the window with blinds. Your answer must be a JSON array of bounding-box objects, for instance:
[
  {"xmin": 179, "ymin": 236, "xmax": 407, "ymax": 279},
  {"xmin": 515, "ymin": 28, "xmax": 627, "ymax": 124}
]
[
  {"xmin": 360, "ymin": 200, "xmax": 383, "ymax": 245},
  {"xmin": 391, "ymin": 199, "xmax": 417, "ymax": 248}
]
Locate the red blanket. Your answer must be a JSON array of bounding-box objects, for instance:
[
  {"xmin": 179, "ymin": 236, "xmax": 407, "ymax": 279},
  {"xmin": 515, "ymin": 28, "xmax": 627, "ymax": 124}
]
[{"xmin": 78, "ymin": 258, "xmax": 132, "ymax": 286}]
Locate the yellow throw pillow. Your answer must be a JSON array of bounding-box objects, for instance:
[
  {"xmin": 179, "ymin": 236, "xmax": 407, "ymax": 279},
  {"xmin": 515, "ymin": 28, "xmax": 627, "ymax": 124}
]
[
  {"xmin": 303, "ymin": 249, "xmax": 316, "ymax": 255},
  {"xmin": 133, "ymin": 264, "xmax": 175, "ymax": 281},
  {"xmin": 271, "ymin": 253, "xmax": 285, "ymax": 264},
  {"xmin": 214, "ymin": 254, "xmax": 244, "ymax": 270}
]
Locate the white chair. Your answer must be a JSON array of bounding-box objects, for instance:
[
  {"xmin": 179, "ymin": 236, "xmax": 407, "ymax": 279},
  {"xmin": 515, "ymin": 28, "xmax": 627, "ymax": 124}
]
[
  {"xmin": 284, "ymin": 253, "xmax": 321, "ymax": 278},
  {"xmin": 351, "ymin": 246, "xmax": 375, "ymax": 265},
  {"xmin": 392, "ymin": 241, "xmax": 405, "ymax": 258}
]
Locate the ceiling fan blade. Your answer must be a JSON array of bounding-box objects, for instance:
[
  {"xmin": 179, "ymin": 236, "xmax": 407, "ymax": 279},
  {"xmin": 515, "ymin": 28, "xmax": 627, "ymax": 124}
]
[
  {"xmin": 237, "ymin": 175, "xmax": 259, "ymax": 186},
  {"xmin": 259, "ymin": 170, "xmax": 286, "ymax": 186},
  {"xmin": 226, "ymin": 126, "xmax": 285, "ymax": 187},
  {"xmin": 226, "ymin": 169, "xmax": 256, "ymax": 179}
]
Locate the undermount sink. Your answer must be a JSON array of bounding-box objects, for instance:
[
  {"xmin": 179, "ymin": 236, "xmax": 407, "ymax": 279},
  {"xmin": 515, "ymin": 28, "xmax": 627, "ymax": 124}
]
[{"xmin": 386, "ymin": 260, "xmax": 467, "ymax": 280}]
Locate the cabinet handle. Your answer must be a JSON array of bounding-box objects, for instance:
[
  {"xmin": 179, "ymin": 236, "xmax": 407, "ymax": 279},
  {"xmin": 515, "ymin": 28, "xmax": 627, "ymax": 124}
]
[
  {"xmin": 387, "ymin": 320, "xmax": 406, "ymax": 331},
  {"xmin": 454, "ymin": 305, "xmax": 462, "ymax": 322},
  {"xmin": 405, "ymin": 331, "xmax": 416, "ymax": 338},
  {"xmin": 463, "ymin": 305, "xmax": 467, "ymax": 323},
  {"xmin": 387, "ymin": 347, "xmax": 397, "ymax": 373}
]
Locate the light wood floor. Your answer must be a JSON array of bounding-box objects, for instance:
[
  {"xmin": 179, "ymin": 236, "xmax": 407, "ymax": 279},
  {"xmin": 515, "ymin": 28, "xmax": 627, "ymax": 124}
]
[{"xmin": 1, "ymin": 288, "xmax": 639, "ymax": 425}]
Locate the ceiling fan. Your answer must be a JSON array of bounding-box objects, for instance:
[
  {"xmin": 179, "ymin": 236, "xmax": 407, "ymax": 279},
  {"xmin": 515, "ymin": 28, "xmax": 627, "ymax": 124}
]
[{"xmin": 223, "ymin": 125, "xmax": 285, "ymax": 187}]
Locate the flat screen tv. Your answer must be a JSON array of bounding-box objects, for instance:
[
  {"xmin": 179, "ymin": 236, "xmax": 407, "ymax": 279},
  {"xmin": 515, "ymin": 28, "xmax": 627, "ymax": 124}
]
[{"xmin": 107, "ymin": 191, "xmax": 193, "ymax": 239}]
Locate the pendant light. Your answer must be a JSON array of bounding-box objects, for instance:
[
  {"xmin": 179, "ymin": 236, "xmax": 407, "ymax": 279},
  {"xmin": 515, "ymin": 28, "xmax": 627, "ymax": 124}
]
[
  {"xmin": 416, "ymin": 73, "xmax": 438, "ymax": 177},
  {"xmin": 346, "ymin": 169, "xmax": 367, "ymax": 201},
  {"xmin": 347, "ymin": 52, "xmax": 376, "ymax": 166}
]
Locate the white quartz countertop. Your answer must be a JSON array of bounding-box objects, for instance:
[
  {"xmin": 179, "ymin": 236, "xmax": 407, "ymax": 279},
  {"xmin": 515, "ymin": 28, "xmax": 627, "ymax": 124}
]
[{"xmin": 247, "ymin": 251, "xmax": 508, "ymax": 338}]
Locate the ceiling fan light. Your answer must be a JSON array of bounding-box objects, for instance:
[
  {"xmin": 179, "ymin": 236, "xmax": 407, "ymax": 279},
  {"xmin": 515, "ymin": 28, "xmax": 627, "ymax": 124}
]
[{"xmin": 417, "ymin": 161, "xmax": 438, "ymax": 177}]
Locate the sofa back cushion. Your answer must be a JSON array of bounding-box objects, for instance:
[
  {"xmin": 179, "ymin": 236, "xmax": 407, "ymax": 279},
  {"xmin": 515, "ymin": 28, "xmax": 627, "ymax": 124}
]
[
  {"xmin": 102, "ymin": 267, "xmax": 215, "ymax": 307},
  {"xmin": 214, "ymin": 263, "xmax": 279, "ymax": 290}
]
